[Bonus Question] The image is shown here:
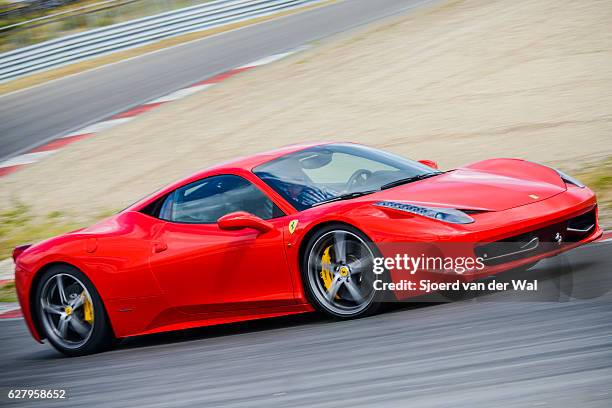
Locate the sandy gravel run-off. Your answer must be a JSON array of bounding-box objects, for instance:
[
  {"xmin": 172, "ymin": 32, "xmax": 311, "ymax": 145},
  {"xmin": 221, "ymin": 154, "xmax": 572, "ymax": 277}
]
[{"xmin": 1, "ymin": 0, "xmax": 611, "ymax": 217}]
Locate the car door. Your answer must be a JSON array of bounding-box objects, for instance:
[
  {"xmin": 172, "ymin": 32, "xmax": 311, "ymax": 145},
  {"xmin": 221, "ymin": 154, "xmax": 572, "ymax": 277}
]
[{"xmin": 148, "ymin": 174, "xmax": 295, "ymax": 314}]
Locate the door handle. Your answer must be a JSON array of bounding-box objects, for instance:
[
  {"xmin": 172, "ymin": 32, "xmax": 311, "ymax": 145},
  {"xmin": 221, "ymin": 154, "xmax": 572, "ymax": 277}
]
[{"xmin": 153, "ymin": 241, "xmax": 168, "ymax": 253}]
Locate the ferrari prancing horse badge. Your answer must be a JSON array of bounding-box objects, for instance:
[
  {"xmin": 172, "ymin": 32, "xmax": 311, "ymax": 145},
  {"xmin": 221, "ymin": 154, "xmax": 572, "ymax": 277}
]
[{"xmin": 288, "ymin": 220, "xmax": 299, "ymax": 234}]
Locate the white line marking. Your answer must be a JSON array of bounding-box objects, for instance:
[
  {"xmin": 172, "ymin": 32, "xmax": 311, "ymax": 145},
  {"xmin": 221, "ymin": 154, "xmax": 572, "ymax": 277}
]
[
  {"xmin": 149, "ymin": 84, "xmax": 214, "ymax": 103},
  {"xmin": 0, "ymin": 259, "xmax": 14, "ymax": 281},
  {"xmin": 61, "ymin": 117, "xmax": 133, "ymax": 138},
  {"xmin": 0, "ymin": 302, "xmax": 20, "ymax": 319},
  {"xmin": 239, "ymin": 49, "xmax": 301, "ymax": 69},
  {"xmin": 0, "ymin": 151, "xmax": 56, "ymax": 168},
  {"xmin": 0, "ymin": 307, "xmax": 20, "ymax": 314},
  {"xmin": 0, "ymin": 43, "xmax": 312, "ymax": 171}
]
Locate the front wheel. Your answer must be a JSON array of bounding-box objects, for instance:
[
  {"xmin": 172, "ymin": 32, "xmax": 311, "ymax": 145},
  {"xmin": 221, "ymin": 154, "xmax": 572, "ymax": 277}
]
[
  {"xmin": 34, "ymin": 265, "xmax": 114, "ymax": 356},
  {"xmin": 301, "ymin": 224, "xmax": 387, "ymax": 319}
]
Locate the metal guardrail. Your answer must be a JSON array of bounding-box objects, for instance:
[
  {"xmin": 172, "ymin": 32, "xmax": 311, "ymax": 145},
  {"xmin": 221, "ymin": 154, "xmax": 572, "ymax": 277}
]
[
  {"xmin": 0, "ymin": 0, "xmax": 127, "ymax": 31},
  {"xmin": 0, "ymin": 0, "xmax": 321, "ymax": 82},
  {"xmin": 0, "ymin": 0, "xmax": 204, "ymax": 53}
]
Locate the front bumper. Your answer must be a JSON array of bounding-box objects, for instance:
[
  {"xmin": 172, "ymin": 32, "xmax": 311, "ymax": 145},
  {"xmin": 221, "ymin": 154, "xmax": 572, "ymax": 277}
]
[{"xmin": 380, "ymin": 186, "xmax": 601, "ymax": 298}]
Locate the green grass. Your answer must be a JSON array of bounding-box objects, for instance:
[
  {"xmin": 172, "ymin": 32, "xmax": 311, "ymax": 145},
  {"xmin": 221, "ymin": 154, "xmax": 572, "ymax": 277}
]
[
  {"xmin": 0, "ymin": 281, "xmax": 16, "ymax": 303},
  {"xmin": 577, "ymin": 157, "xmax": 612, "ymax": 229},
  {"xmin": 1, "ymin": 0, "xmax": 213, "ymax": 52},
  {"xmin": 0, "ymin": 202, "xmax": 86, "ymax": 260},
  {"xmin": 0, "ymin": 203, "xmax": 116, "ymax": 303},
  {"xmin": 1, "ymin": 0, "xmax": 98, "ymax": 29},
  {"xmin": 0, "ymin": 202, "xmax": 120, "ymax": 260}
]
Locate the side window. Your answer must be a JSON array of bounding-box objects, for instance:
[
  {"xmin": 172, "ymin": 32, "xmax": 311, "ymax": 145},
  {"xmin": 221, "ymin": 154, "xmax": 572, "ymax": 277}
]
[{"xmin": 158, "ymin": 175, "xmax": 283, "ymax": 224}]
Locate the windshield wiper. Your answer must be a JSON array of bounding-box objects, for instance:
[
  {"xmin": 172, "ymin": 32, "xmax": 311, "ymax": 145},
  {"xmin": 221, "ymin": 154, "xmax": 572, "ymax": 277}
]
[
  {"xmin": 312, "ymin": 190, "xmax": 379, "ymax": 207},
  {"xmin": 311, "ymin": 172, "xmax": 445, "ymax": 207},
  {"xmin": 380, "ymin": 172, "xmax": 444, "ymax": 190}
]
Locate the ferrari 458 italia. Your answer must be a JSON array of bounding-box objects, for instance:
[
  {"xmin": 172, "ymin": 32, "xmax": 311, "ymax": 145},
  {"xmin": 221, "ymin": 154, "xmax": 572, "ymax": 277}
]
[{"xmin": 13, "ymin": 143, "xmax": 601, "ymax": 355}]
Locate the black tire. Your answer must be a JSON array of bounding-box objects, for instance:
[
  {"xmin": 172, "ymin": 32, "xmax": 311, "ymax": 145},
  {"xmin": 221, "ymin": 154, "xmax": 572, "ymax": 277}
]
[
  {"xmin": 301, "ymin": 223, "xmax": 390, "ymax": 319},
  {"xmin": 34, "ymin": 265, "xmax": 114, "ymax": 356}
]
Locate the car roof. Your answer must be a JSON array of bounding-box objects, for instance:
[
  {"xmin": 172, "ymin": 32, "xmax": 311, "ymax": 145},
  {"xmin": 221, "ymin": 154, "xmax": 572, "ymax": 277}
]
[
  {"xmin": 198, "ymin": 141, "xmax": 332, "ymax": 174},
  {"xmin": 125, "ymin": 141, "xmax": 336, "ymax": 212}
]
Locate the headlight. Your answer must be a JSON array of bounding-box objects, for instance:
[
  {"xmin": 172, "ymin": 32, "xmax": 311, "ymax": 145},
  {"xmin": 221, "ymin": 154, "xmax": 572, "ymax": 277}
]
[
  {"xmin": 375, "ymin": 201, "xmax": 474, "ymax": 224},
  {"xmin": 554, "ymin": 168, "xmax": 585, "ymax": 188}
]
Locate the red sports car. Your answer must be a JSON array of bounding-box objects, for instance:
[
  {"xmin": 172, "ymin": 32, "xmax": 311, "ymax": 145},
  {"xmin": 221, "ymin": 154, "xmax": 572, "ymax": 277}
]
[{"xmin": 13, "ymin": 143, "xmax": 601, "ymax": 355}]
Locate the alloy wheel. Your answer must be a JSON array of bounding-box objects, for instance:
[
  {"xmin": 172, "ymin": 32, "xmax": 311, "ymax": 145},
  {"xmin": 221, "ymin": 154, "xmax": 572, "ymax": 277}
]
[
  {"xmin": 39, "ymin": 273, "xmax": 95, "ymax": 350},
  {"xmin": 307, "ymin": 230, "xmax": 377, "ymax": 316}
]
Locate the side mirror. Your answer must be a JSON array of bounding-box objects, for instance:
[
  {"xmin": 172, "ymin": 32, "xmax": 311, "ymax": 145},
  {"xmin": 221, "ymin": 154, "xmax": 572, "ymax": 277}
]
[
  {"xmin": 418, "ymin": 159, "xmax": 439, "ymax": 170},
  {"xmin": 217, "ymin": 211, "xmax": 273, "ymax": 233}
]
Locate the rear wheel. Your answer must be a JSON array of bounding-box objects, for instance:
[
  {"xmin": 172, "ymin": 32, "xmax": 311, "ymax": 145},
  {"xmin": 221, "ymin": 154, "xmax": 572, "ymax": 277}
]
[
  {"xmin": 34, "ymin": 265, "xmax": 114, "ymax": 356},
  {"xmin": 302, "ymin": 224, "xmax": 387, "ymax": 319}
]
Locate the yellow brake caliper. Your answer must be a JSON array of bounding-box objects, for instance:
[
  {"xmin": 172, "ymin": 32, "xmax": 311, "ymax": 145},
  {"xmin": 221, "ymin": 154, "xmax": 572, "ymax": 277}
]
[
  {"xmin": 82, "ymin": 292, "xmax": 94, "ymax": 324},
  {"xmin": 320, "ymin": 246, "xmax": 339, "ymax": 298}
]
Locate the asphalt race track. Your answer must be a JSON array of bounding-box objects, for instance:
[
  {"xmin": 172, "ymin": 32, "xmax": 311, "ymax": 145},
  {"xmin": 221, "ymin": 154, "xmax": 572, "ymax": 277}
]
[
  {"xmin": 0, "ymin": 0, "xmax": 440, "ymax": 160},
  {"xmin": 1, "ymin": 0, "xmax": 611, "ymax": 405},
  {"xmin": 1, "ymin": 240, "xmax": 611, "ymax": 407}
]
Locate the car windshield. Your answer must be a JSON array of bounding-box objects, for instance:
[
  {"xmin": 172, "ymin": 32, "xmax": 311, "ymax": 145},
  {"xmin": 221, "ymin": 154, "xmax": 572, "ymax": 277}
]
[{"xmin": 253, "ymin": 143, "xmax": 438, "ymax": 210}]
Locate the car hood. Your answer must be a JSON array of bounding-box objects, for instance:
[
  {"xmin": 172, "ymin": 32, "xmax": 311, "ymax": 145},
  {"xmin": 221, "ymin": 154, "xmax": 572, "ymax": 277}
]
[{"xmin": 373, "ymin": 168, "xmax": 566, "ymax": 212}]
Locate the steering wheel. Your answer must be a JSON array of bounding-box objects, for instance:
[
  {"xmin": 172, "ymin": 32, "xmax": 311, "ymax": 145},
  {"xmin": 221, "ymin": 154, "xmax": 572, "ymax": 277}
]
[{"xmin": 346, "ymin": 169, "xmax": 373, "ymax": 191}]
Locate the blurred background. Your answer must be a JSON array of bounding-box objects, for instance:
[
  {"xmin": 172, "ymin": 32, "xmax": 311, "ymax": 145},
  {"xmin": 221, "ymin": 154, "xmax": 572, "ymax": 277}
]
[
  {"xmin": 1, "ymin": 0, "xmax": 213, "ymax": 52},
  {"xmin": 0, "ymin": 0, "xmax": 611, "ymax": 406}
]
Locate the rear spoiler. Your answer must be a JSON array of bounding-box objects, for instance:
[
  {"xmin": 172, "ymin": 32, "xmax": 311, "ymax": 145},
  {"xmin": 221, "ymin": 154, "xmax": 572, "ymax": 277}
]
[{"xmin": 12, "ymin": 244, "xmax": 32, "ymax": 262}]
